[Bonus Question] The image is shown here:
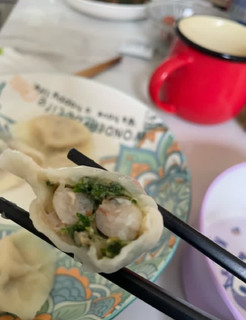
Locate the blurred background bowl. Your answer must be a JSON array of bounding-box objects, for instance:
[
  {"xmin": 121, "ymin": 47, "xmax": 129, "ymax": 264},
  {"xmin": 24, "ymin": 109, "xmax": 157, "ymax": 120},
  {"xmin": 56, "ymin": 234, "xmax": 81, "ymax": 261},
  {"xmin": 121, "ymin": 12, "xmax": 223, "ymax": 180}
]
[
  {"xmin": 65, "ymin": 0, "xmax": 148, "ymax": 21},
  {"xmin": 182, "ymin": 163, "xmax": 246, "ymax": 320},
  {"xmin": 146, "ymin": 0, "xmax": 228, "ymax": 52},
  {"xmin": 209, "ymin": 0, "xmax": 230, "ymax": 9}
]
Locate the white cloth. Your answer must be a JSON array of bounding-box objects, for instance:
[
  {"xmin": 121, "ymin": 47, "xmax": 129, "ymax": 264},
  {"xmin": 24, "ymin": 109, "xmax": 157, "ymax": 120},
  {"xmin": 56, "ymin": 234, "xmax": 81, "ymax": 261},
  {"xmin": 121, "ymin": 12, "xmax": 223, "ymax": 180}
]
[
  {"xmin": 0, "ymin": 47, "xmax": 58, "ymax": 73},
  {"xmin": 0, "ymin": 0, "xmax": 150, "ymax": 74}
]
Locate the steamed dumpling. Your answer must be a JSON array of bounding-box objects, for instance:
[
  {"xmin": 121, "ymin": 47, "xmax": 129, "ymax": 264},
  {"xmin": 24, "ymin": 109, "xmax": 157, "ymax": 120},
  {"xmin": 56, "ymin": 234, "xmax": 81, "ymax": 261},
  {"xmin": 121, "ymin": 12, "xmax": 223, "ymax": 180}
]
[
  {"xmin": 0, "ymin": 149, "xmax": 163, "ymax": 273},
  {"xmin": 0, "ymin": 114, "xmax": 95, "ymax": 191},
  {"xmin": 11, "ymin": 114, "xmax": 91, "ymax": 149},
  {"xmin": 9, "ymin": 114, "xmax": 94, "ymax": 168},
  {"xmin": 0, "ymin": 140, "xmax": 23, "ymax": 192},
  {"xmin": 0, "ymin": 229, "xmax": 56, "ymax": 320}
]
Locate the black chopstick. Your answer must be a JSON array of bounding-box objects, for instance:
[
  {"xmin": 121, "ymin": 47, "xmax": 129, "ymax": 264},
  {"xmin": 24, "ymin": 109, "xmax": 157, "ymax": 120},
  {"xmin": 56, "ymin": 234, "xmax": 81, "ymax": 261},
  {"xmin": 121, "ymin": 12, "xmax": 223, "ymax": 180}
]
[
  {"xmin": 159, "ymin": 206, "xmax": 246, "ymax": 283},
  {"xmin": 0, "ymin": 197, "xmax": 219, "ymax": 320},
  {"xmin": 67, "ymin": 148, "xmax": 246, "ymax": 284}
]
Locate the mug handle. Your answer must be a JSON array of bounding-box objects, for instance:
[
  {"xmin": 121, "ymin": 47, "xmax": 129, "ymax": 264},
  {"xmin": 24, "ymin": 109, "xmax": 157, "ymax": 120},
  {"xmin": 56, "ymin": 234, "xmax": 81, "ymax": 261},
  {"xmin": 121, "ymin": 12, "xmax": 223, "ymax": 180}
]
[{"xmin": 149, "ymin": 55, "xmax": 193, "ymax": 114}]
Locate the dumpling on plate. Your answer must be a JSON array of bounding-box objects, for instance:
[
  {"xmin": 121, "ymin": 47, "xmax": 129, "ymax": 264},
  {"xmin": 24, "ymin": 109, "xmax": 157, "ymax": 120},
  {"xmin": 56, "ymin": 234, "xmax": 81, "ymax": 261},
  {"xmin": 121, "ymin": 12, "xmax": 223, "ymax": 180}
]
[
  {"xmin": 0, "ymin": 114, "xmax": 95, "ymax": 192},
  {"xmin": 0, "ymin": 149, "xmax": 163, "ymax": 273},
  {"xmin": 10, "ymin": 114, "xmax": 94, "ymax": 168},
  {"xmin": 0, "ymin": 229, "xmax": 56, "ymax": 320}
]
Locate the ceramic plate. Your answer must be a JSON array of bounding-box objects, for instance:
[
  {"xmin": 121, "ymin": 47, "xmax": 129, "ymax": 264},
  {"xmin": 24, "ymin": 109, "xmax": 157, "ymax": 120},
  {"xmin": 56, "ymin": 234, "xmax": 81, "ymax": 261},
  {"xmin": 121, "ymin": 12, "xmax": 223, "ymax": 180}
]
[
  {"xmin": 65, "ymin": 0, "xmax": 147, "ymax": 21},
  {"xmin": 0, "ymin": 73, "xmax": 191, "ymax": 319}
]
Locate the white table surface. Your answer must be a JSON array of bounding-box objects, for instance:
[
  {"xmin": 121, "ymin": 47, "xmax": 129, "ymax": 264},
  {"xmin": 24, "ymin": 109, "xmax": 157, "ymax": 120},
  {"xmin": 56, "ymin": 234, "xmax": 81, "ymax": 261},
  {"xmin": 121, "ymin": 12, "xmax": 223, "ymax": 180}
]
[{"xmin": 0, "ymin": 1, "xmax": 245, "ymax": 319}]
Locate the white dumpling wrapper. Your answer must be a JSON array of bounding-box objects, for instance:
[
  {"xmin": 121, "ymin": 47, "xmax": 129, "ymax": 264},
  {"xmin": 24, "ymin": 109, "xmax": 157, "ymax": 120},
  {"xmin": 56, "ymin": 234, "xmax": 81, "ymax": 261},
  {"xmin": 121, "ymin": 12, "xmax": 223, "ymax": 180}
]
[
  {"xmin": 0, "ymin": 149, "xmax": 163, "ymax": 273},
  {"xmin": 0, "ymin": 229, "xmax": 56, "ymax": 320}
]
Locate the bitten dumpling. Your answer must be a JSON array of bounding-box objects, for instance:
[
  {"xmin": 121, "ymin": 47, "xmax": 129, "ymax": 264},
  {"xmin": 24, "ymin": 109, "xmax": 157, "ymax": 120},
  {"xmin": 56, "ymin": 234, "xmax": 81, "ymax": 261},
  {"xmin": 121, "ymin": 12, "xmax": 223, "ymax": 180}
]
[
  {"xmin": 0, "ymin": 149, "xmax": 163, "ymax": 273},
  {"xmin": 0, "ymin": 229, "xmax": 56, "ymax": 320}
]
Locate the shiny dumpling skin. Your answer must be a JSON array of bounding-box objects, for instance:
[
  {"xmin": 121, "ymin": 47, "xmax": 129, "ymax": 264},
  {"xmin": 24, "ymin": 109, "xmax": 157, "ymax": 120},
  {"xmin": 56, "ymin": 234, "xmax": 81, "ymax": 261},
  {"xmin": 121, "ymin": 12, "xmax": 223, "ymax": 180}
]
[
  {"xmin": 0, "ymin": 229, "xmax": 56, "ymax": 320},
  {"xmin": 0, "ymin": 150, "xmax": 163, "ymax": 273}
]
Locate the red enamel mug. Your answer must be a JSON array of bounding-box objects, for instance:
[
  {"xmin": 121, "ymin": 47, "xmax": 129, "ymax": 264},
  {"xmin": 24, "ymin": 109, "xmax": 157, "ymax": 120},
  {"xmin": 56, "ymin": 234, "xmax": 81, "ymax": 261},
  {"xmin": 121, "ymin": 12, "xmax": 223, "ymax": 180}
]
[{"xmin": 149, "ymin": 15, "xmax": 246, "ymax": 124}]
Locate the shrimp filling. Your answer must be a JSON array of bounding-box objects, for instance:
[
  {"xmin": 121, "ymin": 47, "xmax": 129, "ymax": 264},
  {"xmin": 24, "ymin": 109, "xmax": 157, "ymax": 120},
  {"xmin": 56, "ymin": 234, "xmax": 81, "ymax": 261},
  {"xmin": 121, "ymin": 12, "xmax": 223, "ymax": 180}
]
[{"xmin": 49, "ymin": 177, "xmax": 143, "ymax": 258}]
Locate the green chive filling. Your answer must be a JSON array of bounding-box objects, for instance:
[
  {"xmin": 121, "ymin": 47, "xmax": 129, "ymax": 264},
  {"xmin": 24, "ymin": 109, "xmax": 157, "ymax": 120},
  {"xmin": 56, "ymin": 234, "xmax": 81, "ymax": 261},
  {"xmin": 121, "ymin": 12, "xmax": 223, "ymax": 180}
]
[
  {"xmin": 101, "ymin": 239, "xmax": 129, "ymax": 258},
  {"xmin": 72, "ymin": 177, "xmax": 132, "ymax": 210},
  {"xmin": 59, "ymin": 177, "xmax": 138, "ymax": 258}
]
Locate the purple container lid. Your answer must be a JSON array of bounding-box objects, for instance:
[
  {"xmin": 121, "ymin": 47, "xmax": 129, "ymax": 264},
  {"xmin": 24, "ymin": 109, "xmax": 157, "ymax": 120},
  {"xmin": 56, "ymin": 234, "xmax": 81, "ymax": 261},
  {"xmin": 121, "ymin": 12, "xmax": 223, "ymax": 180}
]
[{"xmin": 182, "ymin": 163, "xmax": 246, "ymax": 320}]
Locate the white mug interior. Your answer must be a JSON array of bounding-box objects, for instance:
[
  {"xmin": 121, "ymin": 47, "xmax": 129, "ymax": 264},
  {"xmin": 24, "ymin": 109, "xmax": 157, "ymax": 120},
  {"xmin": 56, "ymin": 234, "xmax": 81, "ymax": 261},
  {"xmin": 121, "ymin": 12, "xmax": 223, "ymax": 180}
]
[{"xmin": 177, "ymin": 15, "xmax": 246, "ymax": 59}]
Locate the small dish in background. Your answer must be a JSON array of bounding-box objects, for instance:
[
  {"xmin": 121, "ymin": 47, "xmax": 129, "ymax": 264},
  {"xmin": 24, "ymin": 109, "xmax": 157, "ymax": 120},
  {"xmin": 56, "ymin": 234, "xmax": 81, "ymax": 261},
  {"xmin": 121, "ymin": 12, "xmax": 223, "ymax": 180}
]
[
  {"xmin": 182, "ymin": 163, "xmax": 246, "ymax": 320},
  {"xmin": 146, "ymin": 0, "xmax": 228, "ymax": 50},
  {"xmin": 65, "ymin": 0, "xmax": 148, "ymax": 21}
]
